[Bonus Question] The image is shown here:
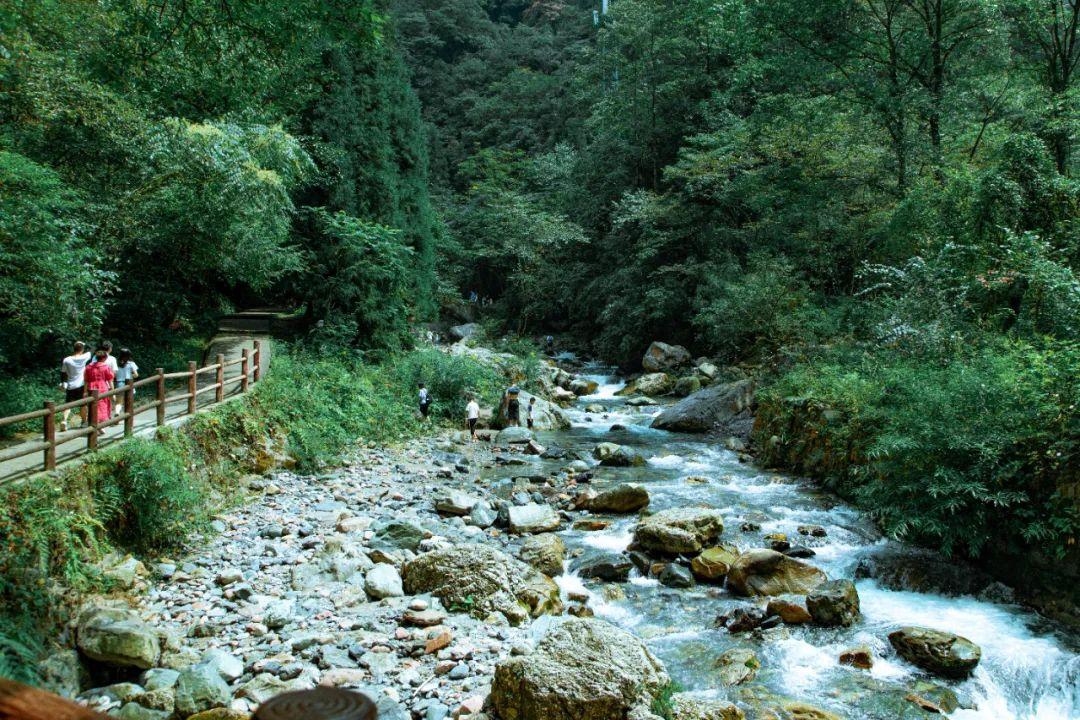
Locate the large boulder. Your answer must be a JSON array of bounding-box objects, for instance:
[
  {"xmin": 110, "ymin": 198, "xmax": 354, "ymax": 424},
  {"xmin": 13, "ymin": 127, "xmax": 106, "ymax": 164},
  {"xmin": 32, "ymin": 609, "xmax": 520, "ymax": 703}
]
[
  {"xmin": 642, "ymin": 342, "xmax": 692, "ymax": 372},
  {"xmin": 77, "ymin": 606, "xmax": 160, "ymax": 670},
  {"xmin": 402, "ymin": 544, "xmax": 562, "ymax": 626},
  {"xmin": 585, "ymin": 484, "xmax": 650, "ymax": 513},
  {"xmin": 369, "ymin": 520, "xmax": 424, "ymax": 552},
  {"xmin": 519, "ymin": 534, "xmax": 566, "ymax": 577},
  {"xmin": 635, "ymin": 373, "xmax": 674, "ymax": 397},
  {"xmin": 449, "ymin": 323, "xmax": 480, "ymax": 342},
  {"xmin": 364, "ymin": 564, "xmax": 405, "ymax": 600},
  {"xmin": 651, "ymin": 380, "xmax": 755, "ymax": 436},
  {"xmin": 592, "ymin": 443, "xmax": 646, "ymax": 467},
  {"xmin": 806, "ymin": 579, "xmax": 860, "ymax": 626},
  {"xmin": 888, "ymin": 626, "xmax": 982, "ymax": 678},
  {"xmin": 726, "ymin": 549, "xmax": 828, "ymax": 597},
  {"xmin": 490, "ymin": 618, "xmax": 669, "ymax": 720},
  {"xmin": 174, "ymin": 662, "xmax": 231, "ymax": 717},
  {"xmin": 434, "ymin": 491, "xmax": 481, "ymax": 517},
  {"xmin": 575, "ymin": 553, "xmax": 634, "ymax": 583},
  {"xmin": 690, "ymin": 544, "xmax": 740, "ymax": 582},
  {"xmin": 633, "ymin": 508, "xmax": 725, "ymax": 555},
  {"xmin": 670, "ymin": 694, "xmax": 745, "ymax": 720},
  {"xmin": 508, "ymin": 504, "xmax": 562, "ymax": 534},
  {"xmin": 496, "ymin": 426, "xmax": 535, "ymax": 445}
]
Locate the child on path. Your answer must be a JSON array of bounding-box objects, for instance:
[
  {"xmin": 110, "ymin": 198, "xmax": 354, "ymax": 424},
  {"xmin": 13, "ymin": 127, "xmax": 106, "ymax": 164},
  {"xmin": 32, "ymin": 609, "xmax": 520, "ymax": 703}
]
[
  {"xmin": 527, "ymin": 397, "xmax": 536, "ymax": 429},
  {"xmin": 114, "ymin": 348, "xmax": 139, "ymax": 391},
  {"xmin": 466, "ymin": 397, "xmax": 480, "ymax": 442},
  {"xmin": 418, "ymin": 383, "xmax": 431, "ymax": 419},
  {"xmin": 59, "ymin": 341, "xmax": 92, "ymax": 431}
]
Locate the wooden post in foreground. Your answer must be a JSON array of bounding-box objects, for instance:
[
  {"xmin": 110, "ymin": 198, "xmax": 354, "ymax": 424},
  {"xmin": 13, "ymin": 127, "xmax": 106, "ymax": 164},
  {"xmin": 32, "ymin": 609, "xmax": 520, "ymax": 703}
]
[
  {"xmin": 43, "ymin": 401, "xmax": 56, "ymax": 471},
  {"xmin": 88, "ymin": 392, "xmax": 99, "ymax": 450},
  {"xmin": 253, "ymin": 339, "xmax": 262, "ymax": 383},
  {"xmin": 241, "ymin": 349, "xmax": 250, "ymax": 393},
  {"xmin": 124, "ymin": 384, "xmax": 135, "ymax": 437},
  {"xmin": 215, "ymin": 354, "xmax": 225, "ymax": 403},
  {"xmin": 187, "ymin": 361, "xmax": 197, "ymax": 415},
  {"xmin": 155, "ymin": 369, "xmax": 165, "ymax": 426}
]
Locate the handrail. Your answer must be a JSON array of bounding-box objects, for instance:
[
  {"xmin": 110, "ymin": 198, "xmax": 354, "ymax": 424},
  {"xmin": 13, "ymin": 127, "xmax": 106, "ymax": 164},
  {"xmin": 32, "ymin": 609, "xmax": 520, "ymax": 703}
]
[{"xmin": 0, "ymin": 340, "xmax": 264, "ymax": 475}]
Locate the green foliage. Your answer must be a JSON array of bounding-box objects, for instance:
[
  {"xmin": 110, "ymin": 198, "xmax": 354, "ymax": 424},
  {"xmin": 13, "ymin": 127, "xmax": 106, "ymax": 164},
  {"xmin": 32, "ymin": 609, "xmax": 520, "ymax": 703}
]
[
  {"xmin": 301, "ymin": 209, "xmax": 415, "ymax": 353},
  {"xmin": 761, "ymin": 341, "xmax": 1080, "ymax": 557},
  {"xmin": 0, "ymin": 623, "xmax": 42, "ymax": 684},
  {"xmin": 389, "ymin": 348, "xmax": 503, "ymax": 421},
  {"xmin": 84, "ymin": 439, "xmax": 205, "ymax": 552},
  {"xmin": 650, "ymin": 680, "xmax": 684, "ymax": 720}
]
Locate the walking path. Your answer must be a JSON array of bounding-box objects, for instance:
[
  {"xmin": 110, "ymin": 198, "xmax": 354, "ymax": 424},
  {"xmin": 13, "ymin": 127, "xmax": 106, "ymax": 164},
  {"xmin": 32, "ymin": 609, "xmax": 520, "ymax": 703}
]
[{"xmin": 0, "ymin": 334, "xmax": 270, "ymax": 485}]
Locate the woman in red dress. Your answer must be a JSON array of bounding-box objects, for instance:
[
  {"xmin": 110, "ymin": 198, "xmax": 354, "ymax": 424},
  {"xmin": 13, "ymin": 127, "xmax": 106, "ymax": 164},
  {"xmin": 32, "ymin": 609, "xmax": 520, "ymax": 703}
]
[{"xmin": 83, "ymin": 346, "xmax": 115, "ymax": 433}]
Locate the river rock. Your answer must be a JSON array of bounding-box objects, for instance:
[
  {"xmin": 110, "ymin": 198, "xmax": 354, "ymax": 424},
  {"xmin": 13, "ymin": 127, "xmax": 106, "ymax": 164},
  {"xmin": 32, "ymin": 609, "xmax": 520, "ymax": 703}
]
[
  {"xmin": 490, "ymin": 617, "xmax": 669, "ymax": 720},
  {"xmin": 369, "ymin": 520, "xmax": 424, "ymax": 552},
  {"xmin": 585, "ymin": 484, "xmax": 650, "ymax": 513},
  {"xmin": 174, "ymin": 662, "xmax": 231, "ymax": 717},
  {"xmin": 365, "ymin": 563, "xmax": 405, "ymax": 599},
  {"xmin": 715, "ymin": 647, "xmax": 759, "ymax": 686},
  {"xmin": 690, "ymin": 544, "xmax": 739, "ymax": 582},
  {"xmin": 650, "ymin": 380, "xmax": 755, "ymax": 436},
  {"xmin": 519, "ymin": 533, "xmax": 566, "ymax": 576},
  {"xmin": 839, "ymin": 646, "xmax": 873, "ymax": 669},
  {"xmin": 888, "ymin": 626, "xmax": 982, "ymax": 678},
  {"xmin": 672, "ymin": 376, "xmax": 702, "ymax": 397},
  {"xmin": 726, "ymin": 549, "xmax": 827, "ymax": 597},
  {"xmin": 200, "ymin": 649, "xmax": 243, "ymax": 681},
  {"xmin": 781, "ymin": 702, "xmax": 842, "ymax": 720},
  {"xmin": 402, "ymin": 544, "xmax": 562, "ymax": 625},
  {"xmin": 508, "ymin": 504, "xmax": 561, "ymax": 534},
  {"xmin": 592, "ymin": 442, "xmax": 646, "ymax": 467},
  {"xmin": 577, "ymin": 554, "xmax": 634, "ymax": 582},
  {"xmin": 571, "ymin": 379, "xmax": 600, "ymax": 396},
  {"xmin": 496, "ymin": 426, "xmax": 534, "ymax": 445},
  {"xmin": 635, "ymin": 373, "xmax": 674, "ymax": 397},
  {"xmin": 642, "ymin": 341, "xmax": 691, "ymax": 372},
  {"xmin": 670, "ymin": 693, "xmax": 745, "ymax": 720},
  {"xmin": 449, "ymin": 323, "xmax": 479, "ymax": 341},
  {"xmin": 765, "ymin": 598, "xmax": 812, "ymax": 624},
  {"xmin": 806, "ymin": 579, "xmax": 860, "ymax": 626},
  {"xmin": 77, "ymin": 606, "xmax": 161, "ymax": 670},
  {"xmin": 434, "ymin": 492, "xmax": 480, "ymax": 516},
  {"xmin": 658, "ymin": 563, "xmax": 694, "ymax": 588},
  {"xmin": 633, "ymin": 507, "xmax": 725, "ymax": 555}
]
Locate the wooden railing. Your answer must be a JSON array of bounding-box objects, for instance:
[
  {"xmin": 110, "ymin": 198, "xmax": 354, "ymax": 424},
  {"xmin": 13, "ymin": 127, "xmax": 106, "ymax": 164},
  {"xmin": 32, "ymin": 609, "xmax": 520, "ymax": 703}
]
[{"xmin": 0, "ymin": 340, "xmax": 262, "ymax": 475}]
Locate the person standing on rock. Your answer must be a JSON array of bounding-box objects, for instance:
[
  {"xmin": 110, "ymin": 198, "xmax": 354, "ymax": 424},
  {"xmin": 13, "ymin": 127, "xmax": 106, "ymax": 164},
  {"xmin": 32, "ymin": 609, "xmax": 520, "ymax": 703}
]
[
  {"xmin": 466, "ymin": 396, "xmax": 480, "ymax": 442},
  {"xmin": 418, "ymin": 382, "xmax": 431, "ymax": 419},
  {"xmin": 505, "ymin": 386, "xmax": 521, "ymax": 427},
  {"xmin": 59, "ymin": 341, "xmax": 92, "ymax": 431},
  {"xmin": 527, "ymin": 397, "xmax": 536, "ymax": 430}
]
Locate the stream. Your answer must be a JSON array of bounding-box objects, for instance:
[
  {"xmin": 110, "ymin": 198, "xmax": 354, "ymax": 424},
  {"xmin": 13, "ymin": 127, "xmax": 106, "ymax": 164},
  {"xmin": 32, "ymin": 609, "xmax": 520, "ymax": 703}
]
[{"xmin": 518, "ymin": 370, "xmax": 1079, "ymax": 719}]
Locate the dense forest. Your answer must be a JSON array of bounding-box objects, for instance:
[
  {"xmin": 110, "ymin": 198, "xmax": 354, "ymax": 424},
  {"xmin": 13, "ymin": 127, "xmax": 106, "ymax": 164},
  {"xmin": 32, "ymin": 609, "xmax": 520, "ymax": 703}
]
[{"xmin": 2, "ymin": 0, "xmax": 1078, "ymax": 573}]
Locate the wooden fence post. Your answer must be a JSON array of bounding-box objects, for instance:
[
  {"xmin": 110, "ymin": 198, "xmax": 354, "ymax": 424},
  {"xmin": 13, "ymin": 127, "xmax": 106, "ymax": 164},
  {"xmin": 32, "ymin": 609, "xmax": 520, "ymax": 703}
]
[
  {"xmin": 155, "ymin": 369, "xmax": 165, "ymax": 426},
  {"xmin": 88, "ymin": 392, "xmax": 99, "ymax": 451},
  {"xmin": 215, "ymin": 354, "xmax": 225, "ymax": 403},
  {"xmin": 241, "ymin": 349, "xmax": 250, "ymax": 393},
  {"xmin": 124, "ymin": 384, "xmax": 135, "ymax": 437},
  {"xmin": 43, "ymin": 401, "xmax": 56, "ymax": 471},
  {"xmin": 253, "ymin": 340, "xmax": 262, "ymax": 383},
  {"xmin": 187, "ymin": 361, "xmax": 197, "ymax": 415}
]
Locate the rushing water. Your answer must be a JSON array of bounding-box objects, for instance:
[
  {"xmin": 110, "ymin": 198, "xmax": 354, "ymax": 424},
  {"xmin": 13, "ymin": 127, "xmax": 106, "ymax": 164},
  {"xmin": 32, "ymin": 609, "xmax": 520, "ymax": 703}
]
[{"xmin": 514, "ymin": 370, "xmax": 1080, "ymax": 719}]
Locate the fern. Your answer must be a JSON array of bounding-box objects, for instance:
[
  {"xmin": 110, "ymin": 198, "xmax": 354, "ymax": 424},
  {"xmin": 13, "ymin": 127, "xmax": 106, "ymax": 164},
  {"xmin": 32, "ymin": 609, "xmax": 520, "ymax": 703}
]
[{"xmin": 0, "ymin": 624, "xmax": 42, "ymax": 685}]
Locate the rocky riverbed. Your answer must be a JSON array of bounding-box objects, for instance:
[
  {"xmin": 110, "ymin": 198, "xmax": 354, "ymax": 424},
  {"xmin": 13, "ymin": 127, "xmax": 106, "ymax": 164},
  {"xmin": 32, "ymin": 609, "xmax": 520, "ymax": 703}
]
[{"xmin": 49, "ymin": 346, "xmax": 1080, "ymax": 720}]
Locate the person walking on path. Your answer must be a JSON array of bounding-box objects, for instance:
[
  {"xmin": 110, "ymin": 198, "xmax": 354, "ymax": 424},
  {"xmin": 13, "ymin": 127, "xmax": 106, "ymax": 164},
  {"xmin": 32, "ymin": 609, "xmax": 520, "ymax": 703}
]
[
  {"xmin": 466, "ymin": 396, "xmax": 480, "ymax": 442},
  {"xmin": 418, "ymin": 383, "xmax": 431, "ymax": 419},
  {"xmin": 59, "ymin": 341, "xmax": 92, "ymax": 431},
  {"xmin": 83, "ymin": 346, "xmax": 115, "ymax": 434},
  {"xmin": 88, "ymin": 340, "xmax": 119, "ymax": 417},
  {"xmin": 114, "ymin": 348, "xmax": 139, "ymax": 391},
  {"xmin": 527, "ymin": 397, "xmax": 536, "ymax": 430}
]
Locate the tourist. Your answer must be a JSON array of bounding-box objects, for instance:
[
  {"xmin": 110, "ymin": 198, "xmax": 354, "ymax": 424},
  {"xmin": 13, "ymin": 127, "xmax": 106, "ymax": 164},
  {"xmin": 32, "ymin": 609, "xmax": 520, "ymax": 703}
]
[
  {"xmin": 466, "ymin": 396, "xmax": 480, "ymax": 442},
  {"xmin": 418, "ymin": 382, "xmax": 431, "ymax": 419},
  {"xmin": 115, "ymin": 348, "xmax": 139, "ymax": 393},
  {"xmin": 83, "ymin": 345, "xmax": 116, "ymax": 433},
  {"xmin": 527, "ymin": 396, "xmax": 536, "ymax": 430},
  {"xmin": 505, "ymin": 386, "xmax": 521, "ymax": 427},
  {"xmin": 59, "ymin": 341, "xmax": 92, "ymax": 431}
]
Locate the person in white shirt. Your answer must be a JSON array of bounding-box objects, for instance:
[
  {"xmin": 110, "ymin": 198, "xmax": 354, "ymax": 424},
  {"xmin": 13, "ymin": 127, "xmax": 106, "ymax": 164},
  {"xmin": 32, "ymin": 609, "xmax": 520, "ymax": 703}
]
[
  {"xmin": 59, "ymin": 341, "xmax": 92, "ymax": 431},
  {"xmin": 115, "ymin": 348, "xmax": 139, "ymax": 394},
  {"xmin": 466, "ymin": 397, "xmax": 480, "ymax": 442}
]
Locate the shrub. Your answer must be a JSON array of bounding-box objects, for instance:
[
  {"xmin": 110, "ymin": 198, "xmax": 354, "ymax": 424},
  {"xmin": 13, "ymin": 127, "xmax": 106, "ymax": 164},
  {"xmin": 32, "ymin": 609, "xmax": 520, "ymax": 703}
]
[
  {"xmin": 85, "ymin": 439, "xmax": 204, "ymax": 551},
  {"xmin": 389, "ymin": 348, "xmax": 504, "ymax": 421}
]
